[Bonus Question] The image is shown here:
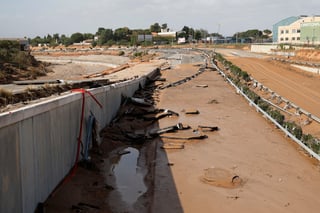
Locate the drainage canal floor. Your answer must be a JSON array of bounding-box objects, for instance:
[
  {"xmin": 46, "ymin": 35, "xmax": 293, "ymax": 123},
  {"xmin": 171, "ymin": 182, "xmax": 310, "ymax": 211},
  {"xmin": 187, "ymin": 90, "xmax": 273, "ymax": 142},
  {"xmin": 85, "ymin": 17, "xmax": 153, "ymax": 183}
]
[{"xmin": 44, "ymin": 61, "xmax": 320, "ymax": 213}]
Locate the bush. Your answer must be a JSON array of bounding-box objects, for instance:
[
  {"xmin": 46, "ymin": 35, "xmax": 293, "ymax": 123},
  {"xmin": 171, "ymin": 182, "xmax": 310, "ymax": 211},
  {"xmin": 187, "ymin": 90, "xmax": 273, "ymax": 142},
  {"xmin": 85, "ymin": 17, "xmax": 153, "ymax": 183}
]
[
  {"xmin": 284, "ymin": 121, "xmax": 303, "ymax": 139},
  {"xmin": 118, "ymin": 51, "xmax": 125, "ymax": 56},
  {"xmin": 241, "ymin": 71, "xmax": 250, "ymax": 82},
  {"xmin": 311, "ymin": 143, "xmax": 320, "ymax": 154},
  {"xmin": 257, "ymin": 100, "xmax": 270, "ymax": 112},
  {"xmin": 242, "ymin": 86, "xmax": 260, "ymax": 104},
  {"xmin": 267, "ymin": 109, "xmax": 285, "ymax": 126}
]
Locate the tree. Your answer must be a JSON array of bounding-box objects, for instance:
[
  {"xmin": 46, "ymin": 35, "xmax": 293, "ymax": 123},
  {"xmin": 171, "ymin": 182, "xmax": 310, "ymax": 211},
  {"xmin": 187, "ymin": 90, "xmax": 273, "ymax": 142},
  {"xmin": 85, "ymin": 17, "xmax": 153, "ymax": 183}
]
[
  {"xmin": 53, "ymin": 33, "xmax": 60, "ymax": 44},
  {"xmin": 114, "ymin": 27, "xmax": 130, "ymax": 43},
  {"xmin": 96, "ymin": 27, "xmax": 106, "ymax": 36},
  {"xmin": 194, "ymin": 30, "xmax": 202, "ymax": 40},
  {"xmin": 199, "ymin": 29, "xmax": 208, "ymax": 39},
  {"xmin": 235, "ymin": 29, "xmax": 262, "ymax": 39},
  {"xmin": 70, "ymin": 32, "xmax": 84, "ymax": 43},
  {"xmin": 30, "ymin": 36, "xmax": 44, "ymax": 46},
  {"xmin": 60, "ymin": 34, "xmax": 72, "ymax": 46},
  {"xmin": 210, "ymin": 32, "xmax": 223, "ymax": 38},
  {"xmin": 97, "ymin": 29, "xmax": 113, "ymax": 45},
  {"xmin": 161, "ymin": 23, "xmax": 168, "ymax": 30},
  {"xmin": 263, "ymin": 29, "xmax": 272, "ymax": 35},
  {"xmin": 83, "ymin": 33, "xmax": 94, "ymax": 40},
  {"xmin": 182, "ymin": 26, "xmax": 190, "ymax": 36},
  {"xmin": 150, "ymin": 23, "xmax": 161, "ymax": 33}
]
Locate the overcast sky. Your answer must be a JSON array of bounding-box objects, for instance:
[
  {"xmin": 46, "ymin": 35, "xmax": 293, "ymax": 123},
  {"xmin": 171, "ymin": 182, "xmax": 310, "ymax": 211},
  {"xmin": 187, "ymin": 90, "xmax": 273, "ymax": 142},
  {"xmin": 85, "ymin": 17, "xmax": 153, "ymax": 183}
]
[{"xmin": 1, "ymin": 0, "xmax": 320, "ymax": 38}]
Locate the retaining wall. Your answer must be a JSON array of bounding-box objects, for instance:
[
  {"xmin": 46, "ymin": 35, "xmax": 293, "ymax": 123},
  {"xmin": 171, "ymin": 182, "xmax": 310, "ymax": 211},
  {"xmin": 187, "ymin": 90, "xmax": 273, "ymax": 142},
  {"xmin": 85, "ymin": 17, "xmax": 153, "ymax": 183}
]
[
  {"xmin": 0, "ymin": 69, "xmax": 157, "ymax": 213},
  {"xmin": 250, "ymin": 44, "xmax": 278, "ymax": 54}
]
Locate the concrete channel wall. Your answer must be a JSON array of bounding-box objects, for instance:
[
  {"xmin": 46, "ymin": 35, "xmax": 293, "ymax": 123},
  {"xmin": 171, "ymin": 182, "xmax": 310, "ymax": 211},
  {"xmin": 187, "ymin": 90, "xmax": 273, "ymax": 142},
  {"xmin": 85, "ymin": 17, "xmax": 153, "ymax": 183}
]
[{"xmin": 0, "ymin": 70, "xmax": 157, "ymax": 213}]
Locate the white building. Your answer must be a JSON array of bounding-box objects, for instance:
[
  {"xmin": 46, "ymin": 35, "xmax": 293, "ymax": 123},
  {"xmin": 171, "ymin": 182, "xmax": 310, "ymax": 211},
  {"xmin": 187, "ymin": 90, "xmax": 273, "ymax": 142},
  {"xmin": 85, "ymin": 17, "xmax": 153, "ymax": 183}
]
[{"xmin": 274, "ymin": 15, "xmax": 320, "ymax": 44}]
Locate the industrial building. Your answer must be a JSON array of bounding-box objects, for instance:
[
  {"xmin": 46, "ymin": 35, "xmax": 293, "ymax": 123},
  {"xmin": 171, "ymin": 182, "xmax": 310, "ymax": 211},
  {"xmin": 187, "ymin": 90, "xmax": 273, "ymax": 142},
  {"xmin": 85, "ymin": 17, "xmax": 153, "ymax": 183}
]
[{"xmin": 273, "ymin": 15, "xmax": 320, "ymax": 45}]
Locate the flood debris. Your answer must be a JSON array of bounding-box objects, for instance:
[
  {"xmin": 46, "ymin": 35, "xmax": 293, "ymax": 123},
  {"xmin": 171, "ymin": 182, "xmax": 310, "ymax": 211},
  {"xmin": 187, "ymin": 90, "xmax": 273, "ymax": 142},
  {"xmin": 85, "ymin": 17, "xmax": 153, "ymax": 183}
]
[
  {"xmin": 196, "ymin": 84, "xmax": 208, "ymax": 88},
  {"xmin": 184, "ymin": 109, "xmax": 200, "ymax": 114},
  {"xmin": 198, "ymin": 125, "xmax": 219, "ymax": 132},
  {"xmin": 142, "ymin": 109, "xmax": 179, "ymax": 121},
  {"xmin": 105, "ymin": 184, "xmax": 115, "ymax": 190},
  {"xmin": 129, "ymin": 97, "xmax": 153, "ymax": 107},
  {"xmin": 84, "ymin": 63, "xmax": 130, "ymax": 78},
  {"xmin": 158, "ymin": 65, "xmax": 207, "ymax": 90},
  {"xmin": 160, "ymin": 64, "xmax": 171, "ymax": 71},
  {"xmin": 227, "ymin": 196, "xmax": 240, "ymax": 200},
  {"xmin": 118, "ymin": 150, "xmax": 131, "ymax": 156},
  {"xmin": 161, "ymin": 134, "xmax": 208, "ymax": 140},
  {"xmin": 207, "ymin": 99, "xmax": 219, "ymax": 104},
  {"xmin": 149, "ymin": 123, "xmax": 191, "ymax": 136},
  {"xmin": 161, "ymin": 143, "xmax": 185, "ymax": 149}
]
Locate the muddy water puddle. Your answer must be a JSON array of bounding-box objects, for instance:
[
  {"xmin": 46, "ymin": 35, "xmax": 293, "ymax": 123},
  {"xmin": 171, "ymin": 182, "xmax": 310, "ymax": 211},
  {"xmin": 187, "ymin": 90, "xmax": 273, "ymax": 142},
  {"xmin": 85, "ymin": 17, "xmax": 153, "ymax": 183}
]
[{"xmin": 105, "ymin": 146, "xmax": 147, "ymax": 211}]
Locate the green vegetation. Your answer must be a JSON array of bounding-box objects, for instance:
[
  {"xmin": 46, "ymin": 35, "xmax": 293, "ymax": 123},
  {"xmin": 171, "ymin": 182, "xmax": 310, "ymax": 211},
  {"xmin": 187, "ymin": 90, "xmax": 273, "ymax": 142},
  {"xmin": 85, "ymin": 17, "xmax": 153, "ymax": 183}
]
[
  {"xmin": 0, "ymin": 40, "xmax": 47, "ymax": 83},
  {"xmin": 29, "ymin": 23, "xmax": 272, "ymax": 47},
  {"xmin": 233, "ymin": 29, "xmax": 272, "ymax": 42}
]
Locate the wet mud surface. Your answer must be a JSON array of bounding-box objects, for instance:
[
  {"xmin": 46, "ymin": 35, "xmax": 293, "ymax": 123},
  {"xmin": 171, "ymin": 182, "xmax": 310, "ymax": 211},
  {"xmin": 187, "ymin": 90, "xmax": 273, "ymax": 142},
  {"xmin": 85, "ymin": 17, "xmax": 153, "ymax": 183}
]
[{"xmin": 44, "ymin": 50, "xmax": 320, "ymax": 213}]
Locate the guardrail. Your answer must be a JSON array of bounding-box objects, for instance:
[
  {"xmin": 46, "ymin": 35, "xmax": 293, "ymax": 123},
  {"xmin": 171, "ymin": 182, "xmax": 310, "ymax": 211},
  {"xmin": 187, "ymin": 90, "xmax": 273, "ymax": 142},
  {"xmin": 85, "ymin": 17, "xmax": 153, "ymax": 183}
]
[
  {"xmin": 250, "ymin": 77, "xmax": 320, "ymax": 125},
  {"xmin": 210, "ymin": 57, "xmax": 320, "ymax": 162}
]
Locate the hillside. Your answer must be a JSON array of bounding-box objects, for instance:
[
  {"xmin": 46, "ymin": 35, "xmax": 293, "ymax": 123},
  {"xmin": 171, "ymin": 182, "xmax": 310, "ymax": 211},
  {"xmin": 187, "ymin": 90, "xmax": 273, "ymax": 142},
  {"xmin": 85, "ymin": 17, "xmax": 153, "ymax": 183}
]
[{"xmin": 0, "ymin": 40, "xmax": 49, "ymax": 84}]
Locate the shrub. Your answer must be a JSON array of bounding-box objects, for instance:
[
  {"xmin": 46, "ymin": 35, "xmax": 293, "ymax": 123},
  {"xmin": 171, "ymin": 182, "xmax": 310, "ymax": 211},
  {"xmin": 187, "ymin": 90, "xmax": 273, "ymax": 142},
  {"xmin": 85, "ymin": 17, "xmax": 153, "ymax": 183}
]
[
  {"xmin": 311, "ymin": 143, "xmax": 320, "ymax": 154},
  {"xmin": 118, "ymin": 51, "xmax": 125, "ymax": 56},
  {"xmin": 267, "ymin": 109, "xmax": 285, "ymax": 126},
  {"xmin": 284, "ymin": 121, "xmax": 303, "ymax": 140},
  {"xmin": 241, "ymin": 71, "xmax": 250, "ymax": 82},
  {"xmin": 257, "ymin": 100, "xmax": 270, "ymax": 112}
]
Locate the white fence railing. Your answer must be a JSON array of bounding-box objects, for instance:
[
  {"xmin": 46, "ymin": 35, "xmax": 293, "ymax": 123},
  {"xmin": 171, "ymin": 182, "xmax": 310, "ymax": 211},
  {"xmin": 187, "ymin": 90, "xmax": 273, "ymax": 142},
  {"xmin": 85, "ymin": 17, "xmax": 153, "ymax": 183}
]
[{"xmin": 210, "ymin": 58, "xmax": 320, "ymax": 161}]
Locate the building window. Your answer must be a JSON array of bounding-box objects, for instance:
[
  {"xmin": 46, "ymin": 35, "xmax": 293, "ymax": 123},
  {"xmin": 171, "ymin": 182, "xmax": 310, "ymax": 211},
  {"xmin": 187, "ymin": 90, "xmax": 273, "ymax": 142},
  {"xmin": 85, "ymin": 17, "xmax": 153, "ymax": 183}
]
[
  {"xmin": 297, "ymin": 29, "xmax": 301, "ymax": 33},
  {"xmin": 280, "ymin": 38, "xmax": 284, "ymax": 41},
  {"xmin": 280, "ymin": 30, "xmax": 284, "ymax": 34},
  {"xmin": 292, "ymin": 37, "xmax": 296, "ymax": 41},
  {"xmin": 285, "ymin": 30, "xmax": 289, "ymax": 34},
  {"xmin": 285, "ymin": 37, "xmax": 289, "ymax": 41},
  {"xmin": 292, "ymin": 29, "xmax": 296, "ymax": 33},
  {"xmin": 297, "ymin": 37, "xmax": 300, "ymax": 40}
]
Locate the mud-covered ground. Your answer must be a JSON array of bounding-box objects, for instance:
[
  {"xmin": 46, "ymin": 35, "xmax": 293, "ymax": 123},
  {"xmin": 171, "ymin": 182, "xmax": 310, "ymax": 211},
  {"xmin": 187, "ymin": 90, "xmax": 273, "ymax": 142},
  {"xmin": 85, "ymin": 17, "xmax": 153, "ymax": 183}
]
[{"xmin": 44, "ymin": 50, "xmax": 320, "ymax": 213}]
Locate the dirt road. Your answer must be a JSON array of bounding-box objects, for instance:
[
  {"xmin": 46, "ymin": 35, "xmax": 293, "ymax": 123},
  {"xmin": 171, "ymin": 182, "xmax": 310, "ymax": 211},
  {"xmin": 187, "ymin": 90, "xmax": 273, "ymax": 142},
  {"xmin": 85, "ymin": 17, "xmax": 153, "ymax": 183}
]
[{"xmin": 223, "ymin": 55, "xmax": 320, "ymax": 119}]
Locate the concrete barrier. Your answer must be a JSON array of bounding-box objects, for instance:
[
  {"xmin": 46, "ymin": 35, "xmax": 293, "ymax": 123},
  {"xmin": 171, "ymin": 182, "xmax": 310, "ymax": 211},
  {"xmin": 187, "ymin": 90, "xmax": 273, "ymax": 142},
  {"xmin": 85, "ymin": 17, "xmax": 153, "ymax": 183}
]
[
  {"xmin": 251, "ymin": 44, "xmax": 278, "ymax": 54},
  {"xmin": 0, "ymin": 69, "xmax": 158, "ymax": 213}
]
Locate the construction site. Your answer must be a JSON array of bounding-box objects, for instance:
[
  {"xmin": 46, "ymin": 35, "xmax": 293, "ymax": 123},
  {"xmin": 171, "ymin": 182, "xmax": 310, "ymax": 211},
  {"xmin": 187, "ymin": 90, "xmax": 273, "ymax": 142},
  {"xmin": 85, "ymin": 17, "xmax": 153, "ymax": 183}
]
[{"xmin": 1, "ymin": 45, "xmax": 320, "ymax": 213}]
